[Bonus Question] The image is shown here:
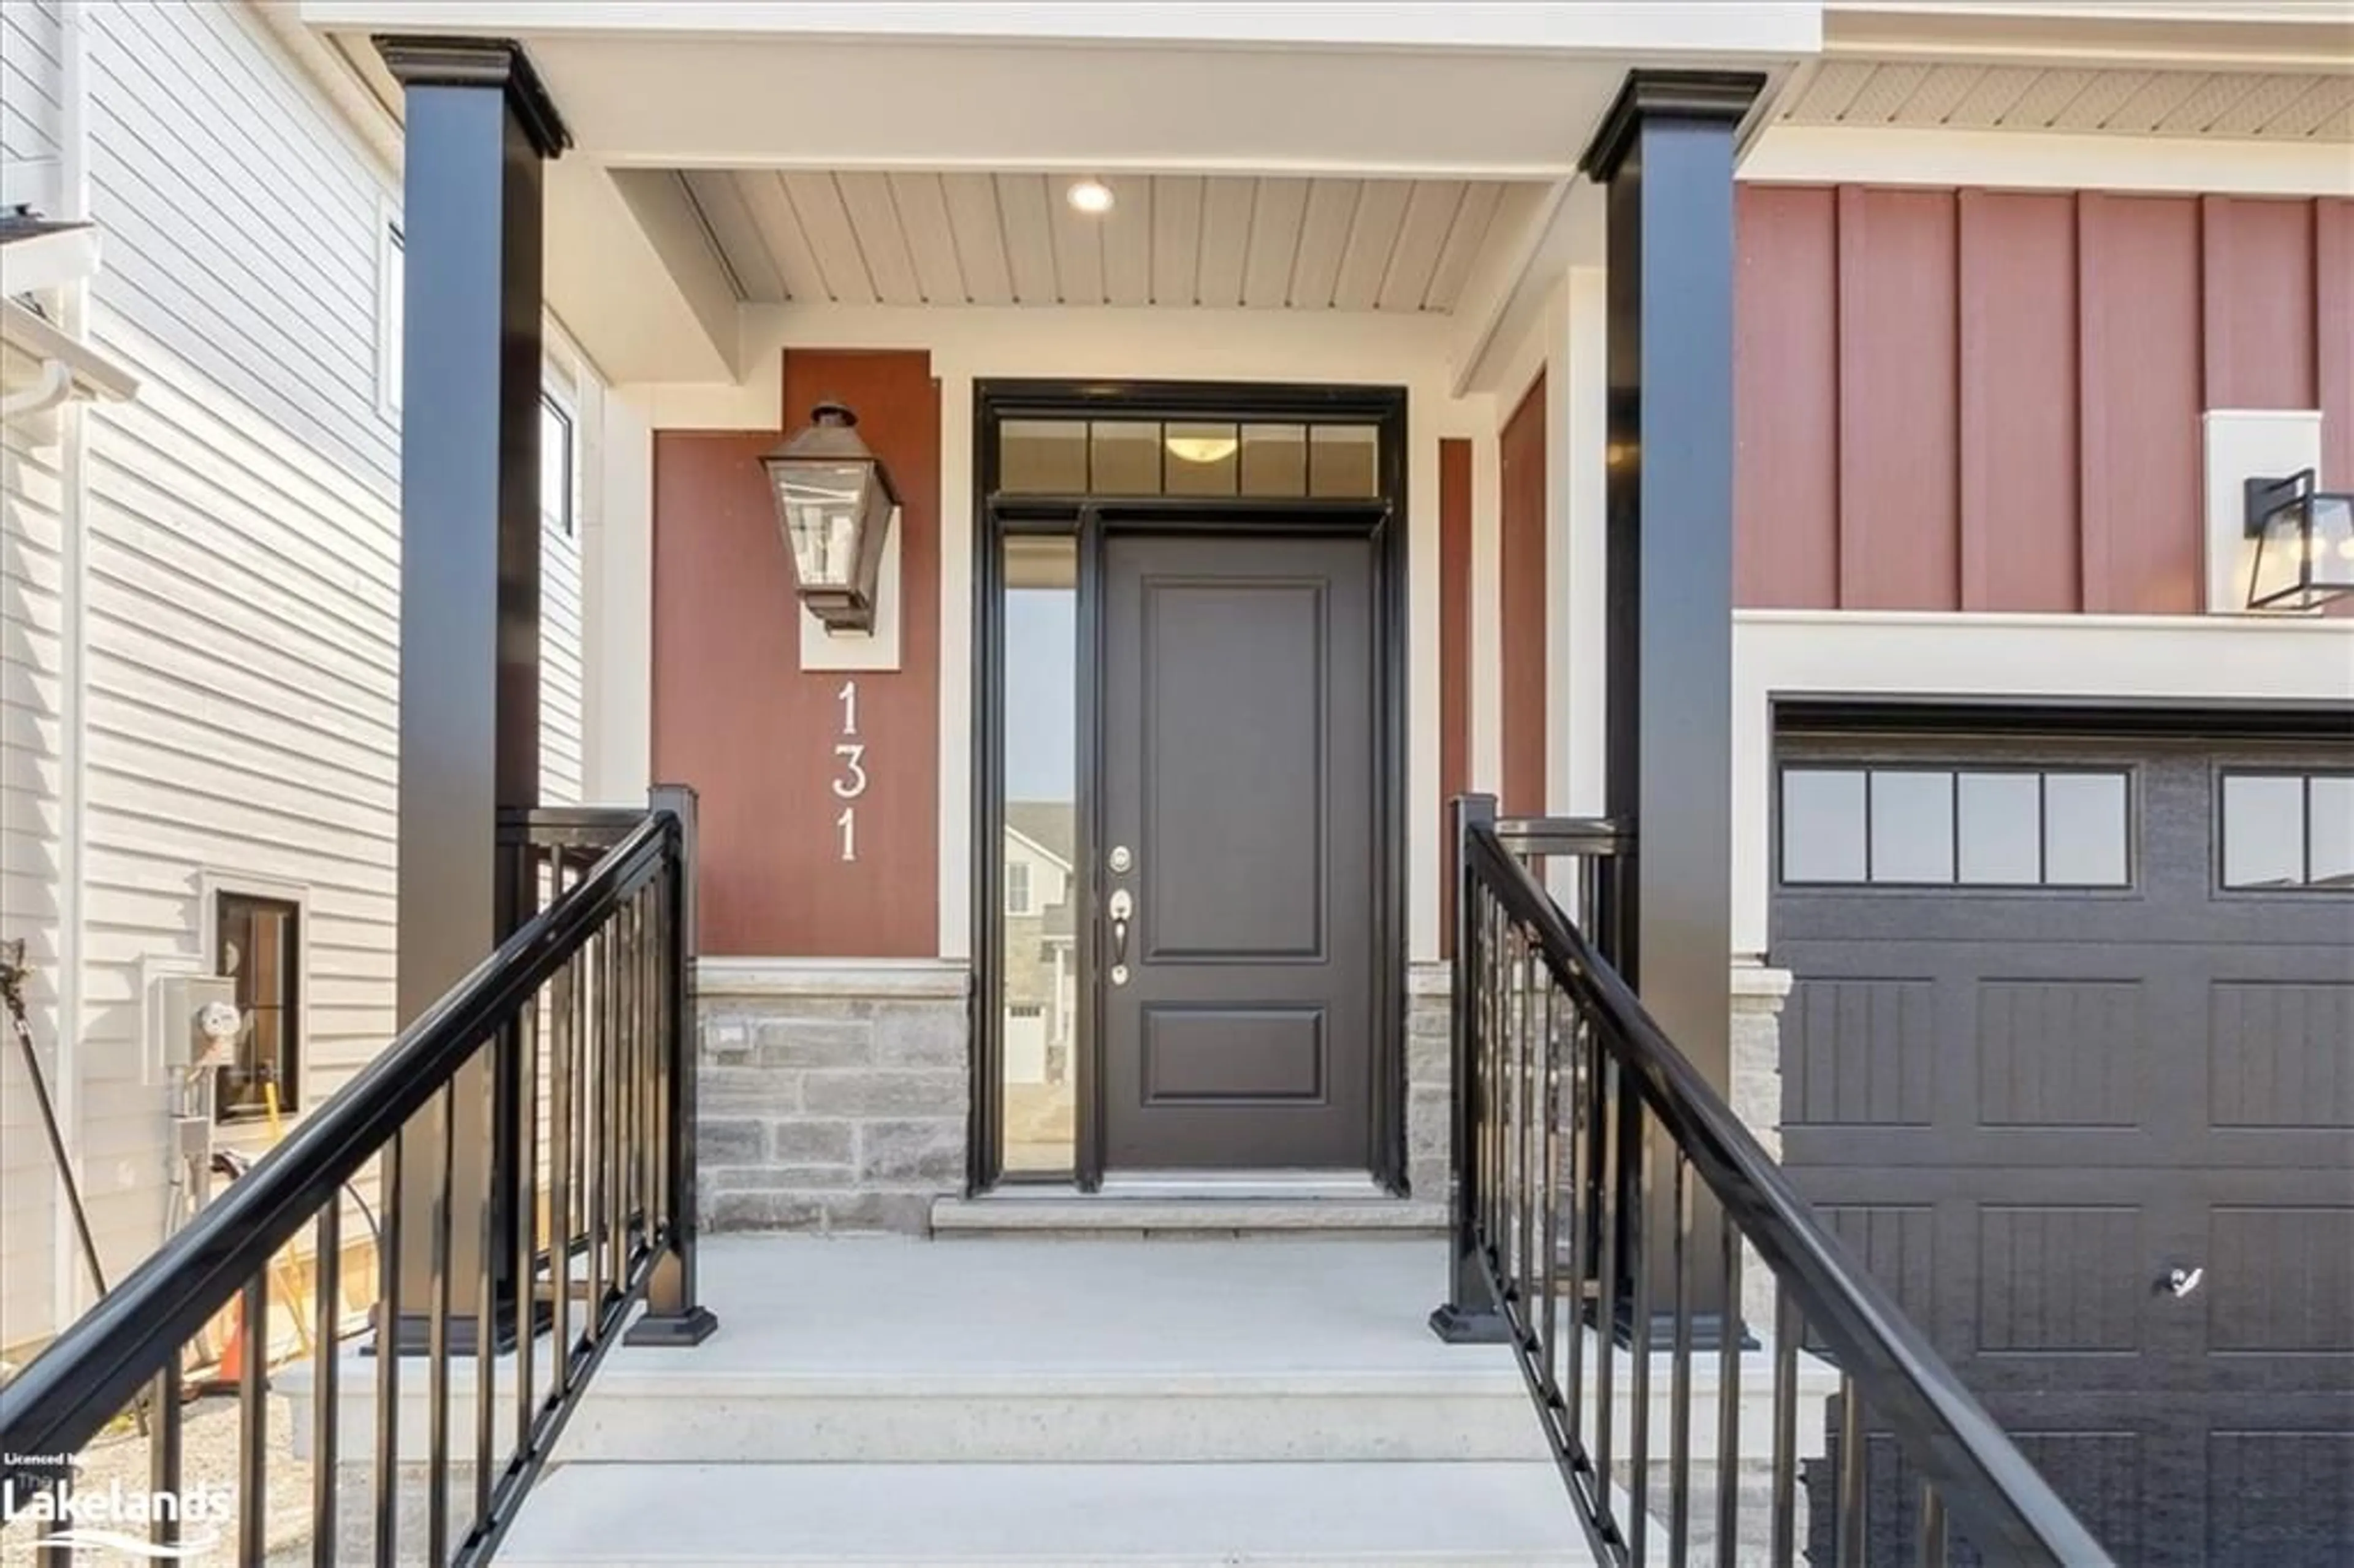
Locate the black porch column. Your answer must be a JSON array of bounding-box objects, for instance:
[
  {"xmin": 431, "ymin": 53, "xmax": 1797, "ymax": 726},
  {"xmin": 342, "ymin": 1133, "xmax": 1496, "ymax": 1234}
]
[
  {"xmin": 379, "ymin": 36, "xmax": 569, "ymax": 1352},
  {"xmin": 1581, "ymin": 72, "xmax": 1763, "ymax": 1326}
]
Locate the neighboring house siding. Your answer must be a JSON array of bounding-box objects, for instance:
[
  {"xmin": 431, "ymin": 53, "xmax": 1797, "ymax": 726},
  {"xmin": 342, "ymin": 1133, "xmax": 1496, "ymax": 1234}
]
[
  {"xmin": 1734, "ymin": 185, "xmax": 2354, "ymax": 614},
  {"xmin": 70, "ymin": 0, "xmax": 405, "ymax": 1301},
  {"xmin": 0, "ymin": 0, "xmax": 63, "ymax": 168},
  {"xmin": 0, "ymin": 1, "xmax": 598, "ymax": 1342},
  {"xmin": 0, "ymin": 411, "xmax": 69, "ymax": 1357}
]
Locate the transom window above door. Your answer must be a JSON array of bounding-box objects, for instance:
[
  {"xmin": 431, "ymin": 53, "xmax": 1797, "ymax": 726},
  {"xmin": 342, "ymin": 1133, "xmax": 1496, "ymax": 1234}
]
[
  {"xmin": 1780, "ymin": 764, "xmax": 2132, "ymax": 888},
  {"xmin": 997, "ymin": 418, "xmax": 1379, "ymax": 498}
]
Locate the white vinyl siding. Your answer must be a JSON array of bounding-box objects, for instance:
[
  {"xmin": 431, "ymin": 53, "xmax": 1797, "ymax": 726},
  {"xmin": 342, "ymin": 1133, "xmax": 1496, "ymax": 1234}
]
[
  {"xmin": 0, "ymin": 0, "xmax": 63, "ymax": 168},
  {"xmin": 0, "ymin": 0, "xmax": 603, "ymax": 1350},
  {"xmin": 0, "ymin": 414, "xmax": 69, "ymax": 1357}
]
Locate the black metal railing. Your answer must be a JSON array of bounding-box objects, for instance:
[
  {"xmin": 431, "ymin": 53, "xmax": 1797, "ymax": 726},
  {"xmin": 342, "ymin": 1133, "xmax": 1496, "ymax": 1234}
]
[
  {"xmin": 0, "ymin": 790, "xmax": 714, "ymax": 1566},
  {"xmin": 1436, "ymin": 794, "xmax": 2108, "ymax": 1568}
]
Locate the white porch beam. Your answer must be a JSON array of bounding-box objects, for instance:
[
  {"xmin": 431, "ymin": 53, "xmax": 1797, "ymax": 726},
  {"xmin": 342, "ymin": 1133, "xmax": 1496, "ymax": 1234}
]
[{"xmin": 545, "ymin": 160, "xmax": 738, "ymax": 385}]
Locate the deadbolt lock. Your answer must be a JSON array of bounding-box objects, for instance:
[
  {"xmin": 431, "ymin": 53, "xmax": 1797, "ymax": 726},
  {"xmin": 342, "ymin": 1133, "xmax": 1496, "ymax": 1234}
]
[{"xmin": 1108, "ymin": 845, "xmax": 1133, "ymax": 874}]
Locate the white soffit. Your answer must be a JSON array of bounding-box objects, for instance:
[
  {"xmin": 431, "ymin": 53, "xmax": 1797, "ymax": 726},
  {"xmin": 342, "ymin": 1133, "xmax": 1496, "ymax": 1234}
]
[
  {"xmin": 678, "ymin": 171, "xmax": 1523, "ymax": 312},
  {"xmin": 1780, "ymin": 57, "xmax": 2353, "ymax": 139}
]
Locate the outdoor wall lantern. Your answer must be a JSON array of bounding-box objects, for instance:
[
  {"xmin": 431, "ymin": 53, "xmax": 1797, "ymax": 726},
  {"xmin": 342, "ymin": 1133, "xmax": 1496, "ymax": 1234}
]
[
  {"xmin": 2244, "ymin": 468, "xmax": 2354, "ymax": 611},
  {"xmin": 762, "ymin": 400, "xmax": 901, "ymax": 633}
]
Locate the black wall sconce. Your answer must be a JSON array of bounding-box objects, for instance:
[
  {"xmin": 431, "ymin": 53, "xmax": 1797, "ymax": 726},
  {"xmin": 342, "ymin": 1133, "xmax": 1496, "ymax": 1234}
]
[
  {"xmin": 2245, "ymin": 468, "xmax": 2354, "ymax": 612},
  {"xmin": 761, "ymin": 401, "xmax": 901, "ymax": 633}
]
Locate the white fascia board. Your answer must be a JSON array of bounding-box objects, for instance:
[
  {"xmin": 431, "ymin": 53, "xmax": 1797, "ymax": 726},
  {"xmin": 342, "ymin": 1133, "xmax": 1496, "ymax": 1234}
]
[
  {"xmin": 0, "ymin": 295, "xmax": 139, "ymax": 404},
  {"xmin": 1729, "ymin": 609, "xmax": 2354, "ymax": 953},
  {"xmin": 1740, "ymin": 124, "xmax": 2354, "ymax": 197},
  {"xmin": 300, "ymin": 3, "xmax": 1823, "ymax": 56}
]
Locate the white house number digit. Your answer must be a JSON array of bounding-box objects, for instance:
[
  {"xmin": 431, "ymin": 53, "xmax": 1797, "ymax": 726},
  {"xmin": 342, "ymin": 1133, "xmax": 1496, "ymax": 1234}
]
[{"xmin": 833, "ymin": 680, "xmax": 866, "ymax": 862}]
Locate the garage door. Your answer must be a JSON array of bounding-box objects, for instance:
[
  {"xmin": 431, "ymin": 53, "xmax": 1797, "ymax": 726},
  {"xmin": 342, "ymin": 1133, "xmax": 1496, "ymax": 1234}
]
[{"xmin": 1773, "ymin": 727, "xmax": 2353, "ymax": 1565}]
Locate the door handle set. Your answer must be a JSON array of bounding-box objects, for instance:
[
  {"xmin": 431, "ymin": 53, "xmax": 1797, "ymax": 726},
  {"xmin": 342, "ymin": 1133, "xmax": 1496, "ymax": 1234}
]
[
  {"xmin": 2158, "ymin": 1265, "xmax": 2203, "ymax": 1299},
  {"xmin": 1107, "ymin": 885, "xmax": 1133, "ymax": 986}
]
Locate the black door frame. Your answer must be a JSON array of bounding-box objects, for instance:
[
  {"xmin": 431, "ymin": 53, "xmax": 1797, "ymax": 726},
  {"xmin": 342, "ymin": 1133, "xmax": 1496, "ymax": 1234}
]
[{"xmin": 969, "ymin": 379, "xmax": 1411, "ymax": 1193}]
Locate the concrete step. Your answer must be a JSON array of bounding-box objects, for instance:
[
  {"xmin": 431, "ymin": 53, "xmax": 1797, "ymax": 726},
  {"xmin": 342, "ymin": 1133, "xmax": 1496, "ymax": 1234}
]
[
  {"xmin": 280, "ymin": 1238, "xmax": 1832, "ymax": 1467},
  {"xmin": 498, "ymin": 1461, "xmax": 1601, "ymax": 1566}
]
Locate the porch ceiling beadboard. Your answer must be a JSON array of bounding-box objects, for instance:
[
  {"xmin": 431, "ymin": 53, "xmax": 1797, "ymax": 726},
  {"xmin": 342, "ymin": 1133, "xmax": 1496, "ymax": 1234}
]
[
  {"xmin": 677, "ymin": 170, "xmax": 1518, "ymax": 310},
  {"xmin": 1780, "ymin": 59, "xmax": 2354, "ymax": 140}
]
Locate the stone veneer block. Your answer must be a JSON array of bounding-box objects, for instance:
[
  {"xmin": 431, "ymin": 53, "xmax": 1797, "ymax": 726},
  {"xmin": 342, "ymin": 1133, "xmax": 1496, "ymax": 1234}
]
[{"xmin": 698, "ymin": 959, "xmax": 970, "ymax": 1235}]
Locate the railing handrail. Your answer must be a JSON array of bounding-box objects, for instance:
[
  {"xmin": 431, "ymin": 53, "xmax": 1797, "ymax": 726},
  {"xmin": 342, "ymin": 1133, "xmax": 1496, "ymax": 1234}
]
[
  {"xmin": 1460, "ymin": 819, "xmax": 2109, "ymax": 1566},
  {"xmin": 0, "ymin": 810, "xmax": 676, "ymax": 1479}
]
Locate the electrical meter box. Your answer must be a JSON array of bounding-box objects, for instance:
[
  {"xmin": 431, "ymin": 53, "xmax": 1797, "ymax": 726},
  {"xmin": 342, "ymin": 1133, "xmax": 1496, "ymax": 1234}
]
[{"xmin": 151, "ymin": 973, "xmax": 240, "ymax": 1078}]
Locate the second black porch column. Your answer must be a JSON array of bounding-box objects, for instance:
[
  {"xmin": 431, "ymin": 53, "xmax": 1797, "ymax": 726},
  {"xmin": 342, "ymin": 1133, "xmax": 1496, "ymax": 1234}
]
[
  {"xmin": 378, "ymin": 36, "xmax": 569, "ymax": 1351},
  {"xmin": 1582, "ymin": 72, "xmax": 1763, "ymax": 1325}
]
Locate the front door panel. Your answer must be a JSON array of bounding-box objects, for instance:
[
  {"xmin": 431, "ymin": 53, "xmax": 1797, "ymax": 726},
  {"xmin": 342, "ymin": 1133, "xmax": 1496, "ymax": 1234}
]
[{"xmin": 1099, "ymin": 531, "xmax": 1377, "ymax": 1170}]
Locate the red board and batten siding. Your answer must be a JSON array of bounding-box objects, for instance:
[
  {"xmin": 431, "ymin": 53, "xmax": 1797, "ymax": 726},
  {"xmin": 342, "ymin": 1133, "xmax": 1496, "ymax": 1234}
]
[
  {"xmin": 1735, "ymin": 186, "xmax": 2353, "ymax": 614},
  {"xmin": 651, "ymin": 350, "xmax": 942, "ymax": 957}
]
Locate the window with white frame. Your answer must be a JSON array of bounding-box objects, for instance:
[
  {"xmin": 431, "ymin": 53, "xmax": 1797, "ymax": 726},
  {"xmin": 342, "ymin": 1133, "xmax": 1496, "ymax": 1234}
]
[
  {"xmin": 379, "ymin": 217, "xmax": 403, "ymax": 415},
  {"xmin": 1005, "ymin": 860, "xmax": 1034, "ymax": 915},
  {"xmin": 214, "ymin": 892, "xmax": 301, "ymax": 1122},
  {"xmin": 541, "ymin": 392, "xmax": 574, "ymax": 536}
]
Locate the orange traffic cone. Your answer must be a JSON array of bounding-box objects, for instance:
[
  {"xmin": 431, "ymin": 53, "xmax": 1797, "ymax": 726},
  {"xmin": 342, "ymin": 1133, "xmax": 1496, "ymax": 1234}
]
[{"xmin": 192, "ymin": 1295, "xmax": 248, "ymax": 1395}]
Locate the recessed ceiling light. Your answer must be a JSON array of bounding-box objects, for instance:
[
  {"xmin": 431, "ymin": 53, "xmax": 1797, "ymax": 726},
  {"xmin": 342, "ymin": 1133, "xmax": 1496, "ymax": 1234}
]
[{"xmin": 1066, "ymin": 178, "xmax": 1116, "ymax": 216}]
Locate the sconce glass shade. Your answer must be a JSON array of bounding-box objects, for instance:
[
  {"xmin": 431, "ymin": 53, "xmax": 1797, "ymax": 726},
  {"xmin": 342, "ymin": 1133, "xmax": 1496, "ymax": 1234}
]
[
  {"xmin": 2246, "ymin": 468, "xmax": 2354, "ymax": 612},
  {"xmin": 761, "ymin": 402, "xmax": 901, "ymax": 631}
]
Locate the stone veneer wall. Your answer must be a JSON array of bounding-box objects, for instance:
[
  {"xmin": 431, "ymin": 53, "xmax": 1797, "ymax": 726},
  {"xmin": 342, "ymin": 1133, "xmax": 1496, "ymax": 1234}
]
[
  {"xmin": 696, "ymin": 959, "xmax": 970, "ymax": 1234},
  {"xmin": 1731, "ymin": 963, "xmax": 1796, "ymax": 1336},
  {"xmin": 1406, "ymin": 962, "xmax": 1453, "ymax": 1200}
]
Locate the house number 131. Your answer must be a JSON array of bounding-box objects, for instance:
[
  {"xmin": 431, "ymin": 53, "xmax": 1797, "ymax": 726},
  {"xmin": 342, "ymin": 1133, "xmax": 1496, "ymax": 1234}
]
[{"xmin": 833, "ymin": 680, "xmax": 866, "ymax": 862}]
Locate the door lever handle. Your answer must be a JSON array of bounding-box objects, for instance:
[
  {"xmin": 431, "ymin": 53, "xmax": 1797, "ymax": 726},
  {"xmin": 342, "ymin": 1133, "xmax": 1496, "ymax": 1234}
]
[
  {"xmin": 1107, "ymin": 888, "xmax": 1133, "ymax": 967},
  {"xmin": 2161, "ymin": 1265, "xmax": 2203, "ymax": 1299}
]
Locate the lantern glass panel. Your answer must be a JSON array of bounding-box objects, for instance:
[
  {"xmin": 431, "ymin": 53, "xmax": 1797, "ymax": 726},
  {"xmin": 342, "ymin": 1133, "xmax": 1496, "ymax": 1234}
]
[
  {"xmin": 772, "ymin": 460, "xmax": 872, "ymax": 588},
  {"xmin": 2250, "ymin": 489, "xmax": 2354, "ymax": 611}
]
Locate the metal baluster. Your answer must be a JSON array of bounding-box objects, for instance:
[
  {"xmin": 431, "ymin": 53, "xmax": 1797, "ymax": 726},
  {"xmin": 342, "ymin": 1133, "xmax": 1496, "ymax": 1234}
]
[
  {"xmin": 1593, "ymin": 1050, "xmax": 1620, "ymax": 1549},
  {"xmin": 514, "ymin": 969, "xmax": 539, "ymax": 1458},
  {"xmin": 312, "ymin": 1203, "xmax": 340, "ymax": 1566},
  {"xmin": 240, "ymin": 1272, "xmax": 269, "ymax": 1566},
  {"xmin": 1517, "ymin": 939, "xmax": 1539, "ymax": 1325},
  {"xmin": 1628, "ymin": 1106, "xmax": 1655, "ymax": 1568},
  {"xmin": 428, "ymin": 1079, "xmax": 456, "ymax": 1566},
  {"xmin": 1770, "ymin": 1288, "xmax": 1800, "ymax": 1568},
  {"xmin": 374, "ymin": 1130, "xmax": 403, "ymax": 1568},
  {"xmin": 585, "ymin": 921, "xmax": 609, "ymax": 1339},
  {"xmin": 549, "ymin": 946, "xmax": 576, "ymax": 1395},
  {"xmin": 1669, "ymin": 1149, "xmax": 1695, "ymax": 1568},
  {"xmin": 602, "ymin": 915, "xmax": 625, "ymax": 1322},
  {"xmin": 150, "ymin": 1354, "xmax": 185, "ymax": 1556},
  {"xmin": 474, "ymin": 1028, "xmax": 500, "ymax": 1531},
  {"xmin": 1920, "ymin": 1483, "xmax": 1948, "ymax": 1568},
  {"xmin": 1480, "ymin": 892, "xmax": 1503, "ymax": 1287},
  {"xmin": 1562, "ymin": 1001, "xmax": 1590, "ymax": 1471},
  {"xmin": 1837, "ymin": 1374, "xmax": 1865, "ymax": 1568},
  {"xmin": 1536, "ymin": 975, "xmax": 1562, "ymax": 1423},
  {"xmin": 1716, "ymin": 1209, "xmax": 1743, "ymax": 1567}
]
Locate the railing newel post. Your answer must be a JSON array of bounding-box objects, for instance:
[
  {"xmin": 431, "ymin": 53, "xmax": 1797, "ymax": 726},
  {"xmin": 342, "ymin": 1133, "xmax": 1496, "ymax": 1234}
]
[
  {"xmin": 1431, "ymin": 793, "xmax": 1509, "ymax": 1344},
  {"xmin": 626, "ymin": 783, "xmax": 718, "ymax": 1347}
]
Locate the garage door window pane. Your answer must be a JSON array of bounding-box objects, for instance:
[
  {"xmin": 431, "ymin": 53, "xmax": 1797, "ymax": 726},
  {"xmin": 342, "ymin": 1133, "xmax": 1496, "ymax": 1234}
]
[
  {"xmin": 1783, "ymin": 769, "xmax": 1866, "ymax": 882},
  {"xmin": 1958, "ymin": 772, "xmax": 2042, "ymax": 884},
  {"xmin": 2044, "ymin": 772, "xmax": 2129, "ymax": 886},
  {"xmin": 1870, "ymin": 771, "xmax": 1955, "ymax": 883},
  {"xmin": 2223, "ymin": 775, "xmax": 2308, "ymax": 889},
  {"xmin": 2310, "ymin": 777, "xmax": 2354, "ymax": 886}
]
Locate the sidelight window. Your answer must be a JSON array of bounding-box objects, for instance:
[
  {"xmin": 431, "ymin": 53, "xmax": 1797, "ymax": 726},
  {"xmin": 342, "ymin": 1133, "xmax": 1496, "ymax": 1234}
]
[{"xmin": 1780, "ymin": 764, "xmax": 2131, "ymax": 888}]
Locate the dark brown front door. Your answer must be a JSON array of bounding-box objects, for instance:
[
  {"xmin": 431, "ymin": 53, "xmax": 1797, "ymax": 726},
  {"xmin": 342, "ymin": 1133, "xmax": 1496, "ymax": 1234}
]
[{"xmin": 1098, "ymin": 530, "xmax": 1378, "ymax": 1171}]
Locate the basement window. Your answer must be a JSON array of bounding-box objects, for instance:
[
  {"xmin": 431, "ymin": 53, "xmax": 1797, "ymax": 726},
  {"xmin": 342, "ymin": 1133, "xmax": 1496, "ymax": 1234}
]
[{"xmin": 214, "ymin": 892, "xmax": 302, "ymax": 1122}]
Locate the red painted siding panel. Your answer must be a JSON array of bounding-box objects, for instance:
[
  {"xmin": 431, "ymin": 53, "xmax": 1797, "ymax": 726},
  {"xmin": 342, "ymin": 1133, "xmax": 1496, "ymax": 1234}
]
[
  {"xmin": 1735, "ymin": 186, "xmax": 1841, "ymax": 609},
  {"xmin": 1500, "ymin": 373, "xmax": 1547, "ymax": 816},
  {"xmin": 1959, "ymin": 191, "xmax": 2081, "ymax": 612},
  {"xmin": 2319, "ymin": 199, "xmax": 2354, "ymax": 489},
  {"xmin": 652, "ymin": 350, "xmax": 942, "ymax": 957},
  {"xmin": 1438, "ymin": 438, "xmax": 1471, "ymax": 957},
  {"xmin": 1836, "ymin": 187, "xmax": 1960, "ymax": 611},
  {"xmin": 2078, "ymin": 194, "xmax": 2205, "ymax": 614},
  {"xmin": 2202, "ymin": 196, "xmax": 2317, "ymax": 411}
]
